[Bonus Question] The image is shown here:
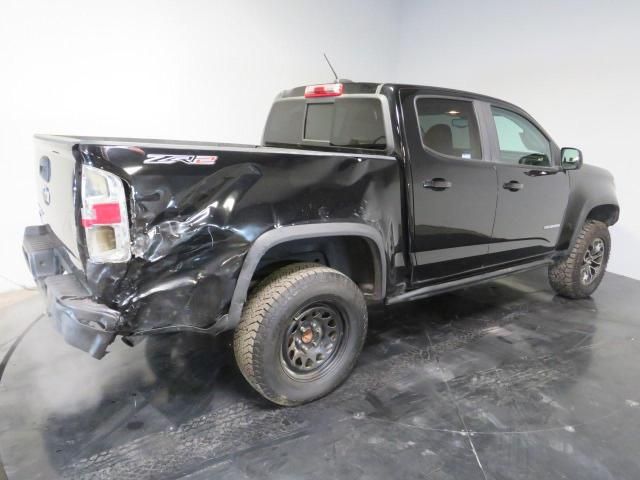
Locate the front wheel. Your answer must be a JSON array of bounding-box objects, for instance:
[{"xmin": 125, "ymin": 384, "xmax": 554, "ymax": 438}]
[
  {"xmin": 233, "ymin": 263, "xmax": 368, "ymax": 406},
  {"xmin": 548, "ymin": 220, "xmax": 610, "ymax": 299}
]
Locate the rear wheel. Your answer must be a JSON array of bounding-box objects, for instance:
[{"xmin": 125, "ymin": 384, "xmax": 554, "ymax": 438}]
[
  {"xmin": 548, "ymin": 220, "xmax": 610, "ymax": 299},
  {"xmin": 233, "ymin": 263, "xmax": 367, "ymax": 406}
]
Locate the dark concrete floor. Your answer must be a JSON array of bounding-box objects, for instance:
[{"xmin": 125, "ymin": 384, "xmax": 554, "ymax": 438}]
[{"xmin": 1, "ymin": 268, "xmax": 639, "ymax": 479}]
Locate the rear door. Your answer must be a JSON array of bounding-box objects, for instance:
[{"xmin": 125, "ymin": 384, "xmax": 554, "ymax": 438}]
[
  {"xmin": 482, "ymin": 104, "xmax": 570, "ymax": 264},
  {"xmin": 402, "ymin": 92, "xmax": 498, "ymax": 284}
]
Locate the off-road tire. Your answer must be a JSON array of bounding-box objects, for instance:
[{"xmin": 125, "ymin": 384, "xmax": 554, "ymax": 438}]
[
  {"xmin": 233, "ymin": 263, "xmax": 368, "ymax": 406},
  {"xmin": 548, "ymin": 220, "xmax": 610, "ymax": 299}
]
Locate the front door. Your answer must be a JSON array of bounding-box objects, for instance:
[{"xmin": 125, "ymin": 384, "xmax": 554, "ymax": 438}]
[
  {"xmin": 485, "ymin": 105, "xmax": 570, "ymax": 264},
  {"xmin": 404, "ymin": 93, "xmax": 498, "ymax": 284}
]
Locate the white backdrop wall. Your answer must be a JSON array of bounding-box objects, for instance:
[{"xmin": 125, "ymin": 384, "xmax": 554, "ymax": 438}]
[
  {"xmin": 0, "ymin": 0, "xmax": 638, "ymax": 292},
  {"xmin": 0, "ymin": 0, "xmax": 402, "ymax": 292},
  {"xmin": 394, "ymin": 0, "xmax": 640, "ymax": 281}
]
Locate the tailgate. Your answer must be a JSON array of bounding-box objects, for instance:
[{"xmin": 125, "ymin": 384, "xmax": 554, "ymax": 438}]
[{"xmin": 34, "ymin": 136, "xmax": 81, "ymax": 261}]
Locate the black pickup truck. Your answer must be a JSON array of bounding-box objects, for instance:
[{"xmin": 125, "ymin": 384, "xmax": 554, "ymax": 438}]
[{"xmin": 23, "ymin": 81, "xmax": 619, "ymax": 405}]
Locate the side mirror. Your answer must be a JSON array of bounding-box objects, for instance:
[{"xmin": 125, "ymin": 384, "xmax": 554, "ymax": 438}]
[{"xmin": 561, "ymin": 147, "xmax": 583, "ymax": 170}]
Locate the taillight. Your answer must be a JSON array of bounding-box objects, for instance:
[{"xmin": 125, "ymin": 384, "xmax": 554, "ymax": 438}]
[
  {"xmin": 81, "ymin": 165, "xmax": 131, "ymax": 263},
  {"xmin": 304, "ymin": 83, "xmax": 343, "ymax": 98}
]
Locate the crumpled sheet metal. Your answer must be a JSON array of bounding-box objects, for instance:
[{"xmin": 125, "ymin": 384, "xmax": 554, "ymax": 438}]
[{"xmin": 81, "ymin": 144, "xmax": 404, "ymax": 334}]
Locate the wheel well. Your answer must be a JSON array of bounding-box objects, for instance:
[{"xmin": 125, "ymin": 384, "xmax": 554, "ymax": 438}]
[
  {"xmin": 587, "ymin": 204, "xmax": 619, "ymax": 226},
  {"xmin": 252, "ymin": 236, "xmax": 381, "ymax": 299}
]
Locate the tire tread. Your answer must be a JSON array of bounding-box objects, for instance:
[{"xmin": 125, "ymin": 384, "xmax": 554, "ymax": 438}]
[
  {"xmin": 233, "ymin": 262, "xmax": 367, "ymax": 405},
  {"xmin": 548, "ymin": 220, "xmax": 610, "ymax": 299}
]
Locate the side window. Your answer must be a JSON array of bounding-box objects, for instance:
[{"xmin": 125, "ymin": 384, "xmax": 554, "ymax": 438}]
[
  {"xmin": 491, "ymin": 107, "xmax": 552, "ymax": 167},
  {"xmin": 416, "ymin": 98, "xmax": 482, "ymax": 159}
]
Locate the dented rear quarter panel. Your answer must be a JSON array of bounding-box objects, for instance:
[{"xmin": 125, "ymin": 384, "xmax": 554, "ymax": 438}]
[{"xmin": 78, "ymin": 143, "xmax": 405, "ymax": 334}]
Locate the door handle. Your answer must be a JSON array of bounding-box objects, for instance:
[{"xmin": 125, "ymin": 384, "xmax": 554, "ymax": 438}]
[
  {"xmin": 503, "ymin": 180, "xmax": 523, "ymax": 192},
  {"xmin": 423, "ymin": 178, "xmax": 452, "ymax": 191}
]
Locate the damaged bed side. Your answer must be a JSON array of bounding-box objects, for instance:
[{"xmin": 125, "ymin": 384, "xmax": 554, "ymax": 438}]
[{"xmin": 24, "ymin": 136, "xmax": 405, "ymax": 357}]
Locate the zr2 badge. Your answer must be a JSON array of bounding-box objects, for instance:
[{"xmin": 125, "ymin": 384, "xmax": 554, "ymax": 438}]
[{"xmin": 144, "ymin": 154, "xmax": 218, "ymax": 165}]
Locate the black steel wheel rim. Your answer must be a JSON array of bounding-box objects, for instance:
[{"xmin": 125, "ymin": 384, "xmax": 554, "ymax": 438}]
[
  {"xmin": 581, "ymin": 237, "xmax": 605, "ymax": 285},
  {"xmin": 281, "ymin": 302, "xmax": 346, "ymax": 377}
]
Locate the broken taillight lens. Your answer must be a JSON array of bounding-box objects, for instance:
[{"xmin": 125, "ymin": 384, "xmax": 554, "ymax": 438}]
[{"xmin": 81, "ymin": 165, "xmax": 131, "ymax": 263}]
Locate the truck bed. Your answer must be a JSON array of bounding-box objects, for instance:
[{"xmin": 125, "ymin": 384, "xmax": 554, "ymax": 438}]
[{"xmin": 32, "ymin": 133, "xmax": 403, "ymax": 338}]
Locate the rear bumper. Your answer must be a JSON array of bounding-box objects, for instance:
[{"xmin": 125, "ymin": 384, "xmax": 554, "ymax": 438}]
[{"xmin": 22, "ymin": 225, "xmax": 119, "ymax": 359}]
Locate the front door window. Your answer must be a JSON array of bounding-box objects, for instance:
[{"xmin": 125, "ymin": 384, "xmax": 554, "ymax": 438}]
[{"xmin": 491, "ymin": 107, "xmax": 552, "ymax": 167}]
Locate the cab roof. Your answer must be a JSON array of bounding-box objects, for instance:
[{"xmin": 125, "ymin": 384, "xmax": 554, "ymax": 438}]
[{"xmin": 278, "ymin": 81, "xmax": 522, "ymax": 112}]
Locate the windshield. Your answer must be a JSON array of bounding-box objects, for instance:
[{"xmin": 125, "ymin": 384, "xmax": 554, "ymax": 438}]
[{"xmin": 263, "ymin": 97, "xmax": 387, "ymax": 150}]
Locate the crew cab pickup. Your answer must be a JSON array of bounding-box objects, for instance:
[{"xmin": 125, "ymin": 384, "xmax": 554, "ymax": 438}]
[{"xmin": 23, "ymin": 82, "xmax": 619, "ymax": 405}]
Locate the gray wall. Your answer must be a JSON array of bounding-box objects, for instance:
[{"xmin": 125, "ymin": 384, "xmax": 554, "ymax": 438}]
[{"xmin": 394, "ymin": 0, "xmax": 640, "ymax": 279}]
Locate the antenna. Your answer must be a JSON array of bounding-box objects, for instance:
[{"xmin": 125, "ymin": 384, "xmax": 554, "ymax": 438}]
[{"xmin": 323, "ymin": 53, "xmax": 339, "ymax": 82}]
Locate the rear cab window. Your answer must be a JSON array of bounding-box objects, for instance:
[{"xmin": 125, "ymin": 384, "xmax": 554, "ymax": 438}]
[{"xmin": 263, "ymin": 91, "xmax": 390, "ymax": 152}]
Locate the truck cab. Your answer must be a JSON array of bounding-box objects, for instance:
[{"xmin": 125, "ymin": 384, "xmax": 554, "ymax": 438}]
[{"xmin": 23, "ymin": 81, "xmax": 618, "ymax": 405}]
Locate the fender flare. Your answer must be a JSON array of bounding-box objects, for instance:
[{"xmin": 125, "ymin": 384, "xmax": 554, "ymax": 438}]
[
  {"xmin": 557, "ymin": 167, "xmax": 619, "ymax": 254},
  {"xmin": 223, "ymin": 223, "xmax": 388, "ymax": 330},
  {"xmin": 561, "ymin": 199, "xmax": 619, "ymax": 254}
]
